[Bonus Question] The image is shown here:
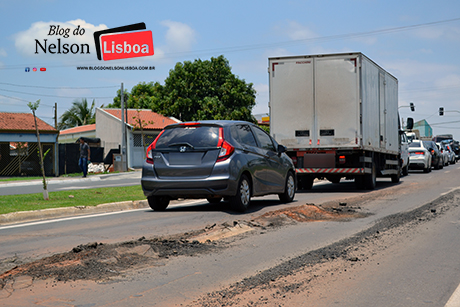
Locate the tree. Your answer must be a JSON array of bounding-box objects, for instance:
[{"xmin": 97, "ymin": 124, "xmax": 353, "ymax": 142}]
[
  {"xmin": 151, "ymin": 55, "xmax": 256, "ymax": 122},
  {"xmin": 110, "ymin": 88, "xmax": 130, "ymax": 108},
  {"xmin": 109, "ymin": 82, "xmax": 156, "ymax": 109},
  {"xmin": 27, "ymin": 99, "xmax": 49, "ymax": 200},
  {"xmin": 58, "ymin": 98, "xmax": 96, "ymax": 130}
]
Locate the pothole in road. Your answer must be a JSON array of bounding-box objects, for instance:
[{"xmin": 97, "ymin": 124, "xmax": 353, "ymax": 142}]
[{"xmin": 0, "ymin": 203, "xmax": 365, "ymax": 294}]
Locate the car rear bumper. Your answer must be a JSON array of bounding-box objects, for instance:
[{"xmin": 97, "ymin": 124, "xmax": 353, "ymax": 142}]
[{"xmin": 141, "ymin": 162, "xmax": 238, "ymax": 198}]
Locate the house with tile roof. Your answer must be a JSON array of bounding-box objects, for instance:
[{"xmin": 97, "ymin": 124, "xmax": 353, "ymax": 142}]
[
  {"xmin": 59, "ymin": 124, "xmax": 96, "ymax": 144},
  {"xmin": 0, "ymin": 112, "xmax": 59, "ymax": 176},
  {"xmin": 95, "ymin": 108, "xmax": 180, "ymax": 168}
]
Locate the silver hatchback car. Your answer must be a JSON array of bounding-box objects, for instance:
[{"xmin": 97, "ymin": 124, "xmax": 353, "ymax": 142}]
[{"xmin": 141, "ymin": 120, "xmax": 296, "ymax": 212}]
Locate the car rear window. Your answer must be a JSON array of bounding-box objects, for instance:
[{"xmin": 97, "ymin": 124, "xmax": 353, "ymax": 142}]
[
  {"xmin": 155, "ymin": 125, "xmax": 220, "ymax": 148},
  {"xmin": 409, "ymin": 141, "xmax": 422, "ymax": 148}
]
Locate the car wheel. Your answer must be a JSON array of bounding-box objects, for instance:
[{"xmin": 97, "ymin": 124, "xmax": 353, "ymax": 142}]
[
  {"xmin": 147, "ymin": 196, "xmax": 170, "ymax": 211},
  {"xmin": 391, "ymin": 168, "xmax": 400, "ymax": 183},
  {"xmin": 423, "ymin": 164, "xmax": 431, "ymax": 173},
  {"xmin": 434, "ymin": 159, "xmax": 440, "ymax": 170},
  {"xmin": 206, "ymin": 197, "xmax": 222, "ymax": 204},
  {"xmin": 230, "ymin": 175, "xmax": 251, "ymax": 212},
  {"xmin": 279, "ymin": 171, "xmax": 296, "ymax": 203},
  {"xmin": 402, "ymin": 165, "xmax": 409, "ymax": 176}
]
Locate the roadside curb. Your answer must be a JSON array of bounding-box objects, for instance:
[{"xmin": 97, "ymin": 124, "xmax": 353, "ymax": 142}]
[{"xmin": 0, "ymin": 200, "xmax": 149, "ymax": 225}]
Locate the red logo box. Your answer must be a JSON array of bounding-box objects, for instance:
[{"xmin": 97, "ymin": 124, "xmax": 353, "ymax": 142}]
[{"xmin": 100, "ymin": 30, "xmax": 154, "ymax": 61}]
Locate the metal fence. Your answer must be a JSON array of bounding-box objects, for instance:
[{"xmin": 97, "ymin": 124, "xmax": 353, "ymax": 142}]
[{"xmin": 0, "ymin": 142, "xmax": 55, "ymax": 177}]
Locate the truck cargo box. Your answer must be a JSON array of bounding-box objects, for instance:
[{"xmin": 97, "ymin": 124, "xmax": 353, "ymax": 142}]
[
  {"xmin": 268, "ymin": 53, "xmax": 402, "ymax": 190},
  {"xmin": 269, "ymin": 52, "xmax": 398, "ymax": 155}
]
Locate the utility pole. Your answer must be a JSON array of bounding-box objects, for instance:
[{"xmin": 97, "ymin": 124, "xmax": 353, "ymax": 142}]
[
  {"xmin": 54, "ymin": 102, "xmax": 58, "ymax": 129},
  {"xmin": 121, "ymin": 83, "xmax": 127, "ymax": 171}
]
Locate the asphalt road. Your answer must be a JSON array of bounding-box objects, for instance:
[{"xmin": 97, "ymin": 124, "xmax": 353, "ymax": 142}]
[{"xmin": 1, "ymin": 165, "xmax": 459, "ymax": 306}]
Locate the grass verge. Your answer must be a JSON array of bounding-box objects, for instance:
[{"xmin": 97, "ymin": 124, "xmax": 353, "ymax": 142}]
[{"xmin": 0, "ymin": 185, "xmax": 145, "ymax": 215}]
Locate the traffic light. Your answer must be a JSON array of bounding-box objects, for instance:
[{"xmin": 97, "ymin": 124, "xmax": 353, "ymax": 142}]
[
  {"xmin": 439, "ymin": 107, "xmax": 444, "ymax": 116},
  {"xmin": 409, "ymin": 102, "xmax": 415, "ymax": 112}
]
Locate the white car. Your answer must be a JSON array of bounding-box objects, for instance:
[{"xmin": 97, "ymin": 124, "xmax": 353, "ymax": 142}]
[
  {"xmin": 409, "ymin": 140, "xmax": 432, "ymax": 173},
  {"xmin": 436, "ymin": 142, "xmax": 449, "ymax": 167},
  {"xmin": 400, "ymin": 132, "xmax": 410, "ymax": 175}
]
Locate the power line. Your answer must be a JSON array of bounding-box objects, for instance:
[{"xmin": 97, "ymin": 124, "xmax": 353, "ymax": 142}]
[
  {"xmin": 0, "ymin": 82, "xmax": 118, "ymax": 90},
  {"xmin": 0, "ymin": 88, "xmax": 113, "ymax": 99}
]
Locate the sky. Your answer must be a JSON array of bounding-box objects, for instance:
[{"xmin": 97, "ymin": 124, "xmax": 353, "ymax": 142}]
[{"xmin": 0, "ymin": 0, "xmax": 459, "ymax": 139}]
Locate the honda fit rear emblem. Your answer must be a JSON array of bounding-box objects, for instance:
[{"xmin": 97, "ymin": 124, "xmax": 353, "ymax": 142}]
[{"xmin": 180, "ymin": 146, "xmax": 187, "ymax": 152}]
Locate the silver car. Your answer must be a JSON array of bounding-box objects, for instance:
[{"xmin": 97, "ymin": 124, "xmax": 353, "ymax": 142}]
[
  {"xmin": 141, "ymin": 120, "xmax": 296, "ymax": 212},
  {"xmin": 408, "ymin": 140, "xmax": 432, "ymax": 172}
]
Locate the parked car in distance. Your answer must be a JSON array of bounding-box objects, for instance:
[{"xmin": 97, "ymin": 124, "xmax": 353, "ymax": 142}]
[
  {"xmin": 408, "ymin": 140, "xmax": 432, "ymax": 172},
  {"xmin": 436, "ymin": 142, "xmax": 449, "ymax": 167},
  {"xmin": 423, "ymin": 140, "xmax": 443, "ymax": 170},
  {"xmin": 141, "ymin": 120, "xmax": 296, "ymax": 212}
]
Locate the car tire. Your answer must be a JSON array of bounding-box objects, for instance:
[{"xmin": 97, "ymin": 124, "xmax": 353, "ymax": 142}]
[
  {"xmin": 279, "ymin": 171, "xmax": 296, "ymax": 203},
  {"xmin": 147, "ymin": 196, "xmax": 170, "ymax": 211},
  {"xmin": 402, "ymin": 165, "xmax": 409, "ymax": 176},
  {"xmin": 391, "ymin": 168, "xmax": 400, "ymax": 183},
  {"xmin": 434, "ymin": 159, "xmax": 440, "ymax": 170},
  {"xmin": 207, "ymin": 197, "xmax": 222, "ymax": 204},
  {"xmin": 423, "ymin": 164, "xmax": 431, "ymax": 173},
  {"xmin": 230, "ymin": 174, "xmax": 251, "ymax": 212}
]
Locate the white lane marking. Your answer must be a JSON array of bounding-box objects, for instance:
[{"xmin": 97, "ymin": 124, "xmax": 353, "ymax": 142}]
[
  {"xmin": 445, "ymin": 281, "xmax": 460, "ymax": 307},
  {"xmin": 0, "ymin": 199, "xmax": 206, "ymax": 230}
]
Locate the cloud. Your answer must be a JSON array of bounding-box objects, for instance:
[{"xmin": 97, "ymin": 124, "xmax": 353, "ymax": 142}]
[
  {"xmin": 0, "ymin": 48, "xmax": 6, "ymax": 57},
  {"xmin": 282, "ymin": 21, "xmax": 317, "ymax": 41},
  {"xmin": 160, "ymin": 20, "xmax": 196, "ymax": 53},
  {"xmin": 14, "ymin": 19, "xmax": 108, "ymax": 58}
]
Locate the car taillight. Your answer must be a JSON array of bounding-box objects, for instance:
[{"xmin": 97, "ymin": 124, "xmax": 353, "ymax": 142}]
[
  {"xmin": 216, "ymin": 127, "xmax": 235, "ymax": 162},
  {"xmin": 414, "ymin": 151, "xmax": 425, "ymax": 155},
  {"xmin": 146, "ymin": 130, "xmax": 165, "ymax": 164}
]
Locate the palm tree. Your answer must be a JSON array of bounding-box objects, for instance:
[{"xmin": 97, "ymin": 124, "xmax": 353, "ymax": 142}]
[{"xmin": 58, "ymin": 98, "xmax": 96, "ymax": 130}]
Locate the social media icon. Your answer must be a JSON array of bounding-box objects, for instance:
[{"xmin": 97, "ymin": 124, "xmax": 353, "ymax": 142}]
[
  {"xmin": 25, "ymin": 67, "xmax": 30, "ymax": 72},
  {"xmin": 33, "ymin": 67, "xmax": 37, "ymax": 72},
  {"xmin": 40, "ymin": 68, "xmax": 46, "ymax": 71}
]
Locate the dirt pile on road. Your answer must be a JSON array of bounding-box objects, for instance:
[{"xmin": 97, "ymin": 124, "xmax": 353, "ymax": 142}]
[{"xmin": 0, "ymin": 203, "xmax": 363, "ymax": 291}]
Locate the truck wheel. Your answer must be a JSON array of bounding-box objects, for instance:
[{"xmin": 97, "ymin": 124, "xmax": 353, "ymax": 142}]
[
  {"xmin": 279, "ymin": 171, "xmax": 296, "ymax": 203},
  {"xmin": 147, "ymin": 196, "xmax": 170, "ymax": 211},
  {"xmin": 230, "ymin": 175, "xmax": 251, "ymax": 212},
  {"xmin": 391, "ymin": 169, "xmax": 400, "ymax": 183},
  {"xmin": 298, "ymin": 176, "xmax": 314, "ymax": 190},
  {"xmin": 355, "ymin": 176, "xmax": 365, "ymax": 189},
  {"xmin": 364, "ymin": 162, "xmax": 376, "ymax": 190}
]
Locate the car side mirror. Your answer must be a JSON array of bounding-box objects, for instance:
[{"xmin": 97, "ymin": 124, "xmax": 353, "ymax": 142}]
[
  {"xmin": 277, "ymin": 144, "xmax": 287, "ymax": 154},
  {"xmin": 406, "ymin": 117, "xmax": 414, "ymax": 130}
]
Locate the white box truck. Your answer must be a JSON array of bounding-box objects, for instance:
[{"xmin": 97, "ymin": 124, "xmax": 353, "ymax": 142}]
[{"xmin": 269, "ymin": 52, "xmax": 407, "ymax": 190}]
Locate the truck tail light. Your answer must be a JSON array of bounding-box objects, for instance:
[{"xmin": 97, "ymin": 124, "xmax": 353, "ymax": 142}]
[
  {"xmin": 339, "ymin": 155, "xmax": 346, "ymax": 164},
  {"xmin": 291, "ymin": 156, "xmax": 298, "ymax": 167}
]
